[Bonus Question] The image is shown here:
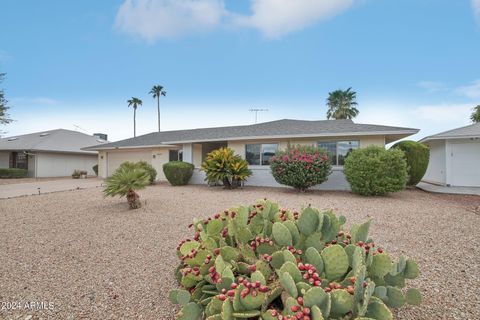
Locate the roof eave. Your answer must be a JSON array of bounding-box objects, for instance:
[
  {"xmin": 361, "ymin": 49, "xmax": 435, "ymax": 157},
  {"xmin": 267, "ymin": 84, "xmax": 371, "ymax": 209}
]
[
  {"xmin": 161, "ymin": 130, "xmax": 420, "ymax": 144},
  {"xmin": 82, "ymin": 144, "xmax": 179, "ymax": 151},
  {"xmin": 420, "ymin": 134, "xmax": 480, "ymax": 143}
]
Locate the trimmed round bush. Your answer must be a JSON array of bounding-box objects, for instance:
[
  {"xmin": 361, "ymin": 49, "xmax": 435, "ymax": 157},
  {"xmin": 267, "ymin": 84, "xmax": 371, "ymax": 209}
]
[
  {"xmin": 391, "ymin": 140, "xmax": 429, "ymax": 186},
  {"xmin": 163, "ymin": 161, "xmax": 194, "ymax": 186},
  {"xmin": 0, "ymin": 168, "xmax": 28, "ymax": 178},
  {"xmin": 270, "ymin": 145, "xmax": 332, "ymax": 191},
  {"xmin": 120, "ymin": 161, "xmax": 157, "ymax": 184},
  {"xmin": 344, "ymin": 145, "xmax": 408, "ymax": 196}
]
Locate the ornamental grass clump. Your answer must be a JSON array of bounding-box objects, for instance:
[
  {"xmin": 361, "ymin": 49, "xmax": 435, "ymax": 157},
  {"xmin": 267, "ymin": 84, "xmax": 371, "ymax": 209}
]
[
  {"xmin": 270, "ymin": 145, "xmax": 332, "ymax": 191},
  {"xmin": 170, "ymin": 200, "xmax": 421, "ymax": 320}
]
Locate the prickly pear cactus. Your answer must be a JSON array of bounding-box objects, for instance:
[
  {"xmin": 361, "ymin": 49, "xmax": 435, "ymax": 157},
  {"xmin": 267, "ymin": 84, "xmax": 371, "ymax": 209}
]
[{"xmin": 170, "ymin": 200, "xmax": 422, "ymax": 319}]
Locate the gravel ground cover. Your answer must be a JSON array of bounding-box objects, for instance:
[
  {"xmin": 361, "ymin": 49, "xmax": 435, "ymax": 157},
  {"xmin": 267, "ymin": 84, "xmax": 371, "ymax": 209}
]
[{"xmin": 0, "ymin": 184, "xmax": 479, "ymax": 320}]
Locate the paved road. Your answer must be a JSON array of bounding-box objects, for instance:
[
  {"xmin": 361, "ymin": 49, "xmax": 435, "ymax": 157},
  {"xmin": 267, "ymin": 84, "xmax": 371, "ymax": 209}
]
[{"xmin": 0, "ymin": 178, "xmax": 104, "ymax": 199}]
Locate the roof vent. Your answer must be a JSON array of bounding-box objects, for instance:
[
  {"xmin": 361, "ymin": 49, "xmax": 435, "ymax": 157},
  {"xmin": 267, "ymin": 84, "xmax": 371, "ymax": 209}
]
[
  {"xmin": 39, "ymin": 132, "xmax": 50, "ymax": 137},
  {"xmin": 96, "ymin": 139, "xmax": 106, "ymax": 143},
  {"xmin": 7, "ymin": 137, "xmax": 18, "ymax": 141},
  {"xmin": 93, "ymin": 133, "xmax": 108, "ymax": 141}
]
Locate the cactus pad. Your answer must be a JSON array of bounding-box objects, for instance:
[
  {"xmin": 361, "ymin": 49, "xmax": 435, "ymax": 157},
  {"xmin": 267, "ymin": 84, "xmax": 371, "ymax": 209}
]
[
  {"xmin": 298, "ymin": 207, "xmax": 319, "ymax": 236},
  {"xmin": 405, "ymin": 288, "xmax": 422, "ymax": 306},
  {"xmin": 321, "ymin": 244, "xmax": 349, "ymax": 281},
  {"xmin": 279, "ymin": 272, "xmax": 298, "ymax": 298},
  {"xmin": 368, "ymin": 253, "xmax": 392, "ymax": 278},
  {"xmin": 272, "ymin": 222, "xmax": 293, "ymax": 246}
]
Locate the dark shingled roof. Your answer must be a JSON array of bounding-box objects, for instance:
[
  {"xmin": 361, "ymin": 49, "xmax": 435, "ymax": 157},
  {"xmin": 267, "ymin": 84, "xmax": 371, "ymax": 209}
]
[
  {"xmin": 84, "ymin": 119, "xmax": 419, "ymax": 150},
  {"xmin": 420, "ymin": 123, "xmax": 480, "ymax": 142}
]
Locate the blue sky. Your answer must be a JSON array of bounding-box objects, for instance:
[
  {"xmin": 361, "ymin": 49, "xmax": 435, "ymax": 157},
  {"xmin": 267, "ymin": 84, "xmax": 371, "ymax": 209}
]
[{"xmin": 1, "ymin": 0, "xmax": 479, "ymax": 141}]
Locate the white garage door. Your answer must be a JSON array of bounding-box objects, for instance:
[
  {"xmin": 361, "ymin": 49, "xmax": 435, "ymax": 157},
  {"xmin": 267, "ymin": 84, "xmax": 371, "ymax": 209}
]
[
  {"xmin": 107, "ymin": 151, "xmax": 152, "ymax": 177},
  {"xmin": 451, "ymin": 141, "xmax": 480, "ymax": 187}
]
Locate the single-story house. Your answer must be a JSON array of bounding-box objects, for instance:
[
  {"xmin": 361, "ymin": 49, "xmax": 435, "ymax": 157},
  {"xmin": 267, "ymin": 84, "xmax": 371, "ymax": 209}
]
[
  {"xmin": 420, "ymin": 123, "xmax": 480, "ymax": 187},
  {"xmin": 0, "ymin": 129, "xmax": 107, "ymax": 178},
  {"xmin": 84, "ymin": 119, "xmax": 418, "ymax": 190}
]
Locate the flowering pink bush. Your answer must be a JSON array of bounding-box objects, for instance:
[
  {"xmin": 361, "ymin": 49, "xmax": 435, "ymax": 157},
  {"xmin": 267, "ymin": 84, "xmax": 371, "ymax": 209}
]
[{"xmin": 270, "ymin": 145, "xmax": 332, "ymax": 191}]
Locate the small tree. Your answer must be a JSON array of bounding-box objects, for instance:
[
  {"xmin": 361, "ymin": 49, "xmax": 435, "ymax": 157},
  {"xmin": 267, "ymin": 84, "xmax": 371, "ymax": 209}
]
[
  {"xmin": 471, "ymin": 105, "xmax": 480, "ymax": 123},
  {"xmin": 270, "ymin": 145, "xmax": 332, "ymax": 191},
  {"xmin": 201, "ymin": 147, "xmax": 251, "ymax": 189},
  {"xmin": 344, "ymin": 146, "xmax": 408, "ymax": 196},
  {"xmin": 0, "ymin": 73, "xmax": 13, "ymax": 126},
  {"xmin": 391, "ymin": 140, "xmax": 429, "ymax": 186},
  {"xmin": 104, "ymin": 165, "xmax": 150, "ymax": 209}
]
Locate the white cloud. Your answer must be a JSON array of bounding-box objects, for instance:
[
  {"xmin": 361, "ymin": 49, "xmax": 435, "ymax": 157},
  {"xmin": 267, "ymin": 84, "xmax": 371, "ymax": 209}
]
[
  {"xmin": 454, "ymin": 79, "xmax": 480, "ymax": 98},
  {"xmin": 234, "ymin": 0, "xmax": 356, "ymax": 38},
  {"xmin": 10, "ymin": 96, "xmax": 60, "ymax": 106},
  {"xmin": 114, "ymin": 0, "xmax": 357, "ymax": 41},
  {"xmin": 416, "ymin": 81, "xmax": 448, "ymax": 93},
  {"xmin": 114, "ymin": 0, "xmax": 226, "ymax": 42},
  {"xmin": 472, "ymin": 0, "xmax": 480, "ymax": 23},
  {"xmin": 412, "ymin": 103, "xmax": 473, "ymax": 123}
]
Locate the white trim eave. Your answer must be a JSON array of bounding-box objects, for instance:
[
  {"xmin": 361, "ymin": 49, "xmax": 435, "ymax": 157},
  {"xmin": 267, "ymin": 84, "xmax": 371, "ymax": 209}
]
[
  {"xmin": 419, "ymin": 135, "xmax": 480, "ymax": 143},
  {"xmin": 83, "ymin": 144, "xmax": 179, "ymax": 151},
  {"xmin": 0, "ymin": 148, "xmax": 97, "ymax": 155},
  {"xmin": 161, "ymin": 130, "xmax": 419, "ymax": 144}
]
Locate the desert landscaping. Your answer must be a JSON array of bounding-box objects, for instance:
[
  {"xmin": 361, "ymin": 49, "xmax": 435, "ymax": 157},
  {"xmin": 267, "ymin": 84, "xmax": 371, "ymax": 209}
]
[{"xmin": 0, "ymin": 184, "xmax": 479, "ymax": 319}]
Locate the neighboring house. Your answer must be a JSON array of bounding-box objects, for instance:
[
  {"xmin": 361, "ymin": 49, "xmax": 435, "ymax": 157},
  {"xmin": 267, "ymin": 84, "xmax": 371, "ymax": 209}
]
[
  {"xmin": 420, "ymin": 123, "xmax": 480, "ymax": 187},
  {"xmin": 84, "ymin": 119, "xmax": 418, "ymax": 190},
  {"xmin": 0, "ymin": 129, "xmax": 107, "ymax": 178}
]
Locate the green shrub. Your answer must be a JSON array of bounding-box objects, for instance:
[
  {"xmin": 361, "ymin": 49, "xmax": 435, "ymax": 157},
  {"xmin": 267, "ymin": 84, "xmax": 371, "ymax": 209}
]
[
  {"xmin": 344, "ymin": 146, "xmax": 408, "ymax": 196},
  {"xmin": 170, "ymin": 200, "xmax": 421, "ymax": 319},
  {"xmin": 119, "ymin": 161, "xmax": 157, "ymax": 184},
  {"xmin": 200, "ymin": 147, "xmax": 252, "ymax": 189},
  {"xmin": 72, "ymin": 169, "xmax": 81, "ymax": 179},
  {"xmin": 92, "ymin": 164, "xmax": 99, "ymax": 176},
  {"xmin": 391, "ymin": 140, "xmax": 429, "ymax": 186},
  {"xmin": 0, "ymin": 168, "xmax": 28, "ymax": 178},
  {"xmin": 270, "ymin": 145, "xmax": 332, "ymax": 191},
  {"xmin": 163, "ymin": 161, "xmax": 194, "ymax": 186},
  {"xmin": 104, "ymin": 165, "xmax": 150, "ymax": 209}
]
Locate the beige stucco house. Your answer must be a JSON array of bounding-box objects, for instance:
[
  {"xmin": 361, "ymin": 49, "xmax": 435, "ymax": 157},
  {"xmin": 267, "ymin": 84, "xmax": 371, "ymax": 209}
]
[
  {"xmin": 84, "ymin": 119, "xmax": 418, "ymax": 190},
  {"xmin": 0, "ymin": 129, "xmax": 107, "ymax": 178}
]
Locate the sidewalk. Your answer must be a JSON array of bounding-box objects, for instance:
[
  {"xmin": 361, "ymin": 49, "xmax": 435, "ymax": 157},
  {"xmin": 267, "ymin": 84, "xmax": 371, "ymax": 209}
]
[
  {"xmin": 417, "ymin": 182, "xmax": 480, "ymax": 196},
  {"xmin": 0, "ymin": 178, "xmax": 104, "ymax": 199}
]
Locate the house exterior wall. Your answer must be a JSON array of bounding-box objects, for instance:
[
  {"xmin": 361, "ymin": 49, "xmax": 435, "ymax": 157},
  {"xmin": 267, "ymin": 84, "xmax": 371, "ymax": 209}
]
[
  {"xmin": 99, "ymin": 147, "xmax": 172, "ymax": 181},
  {"xmin": 0, "ymin": 151, "xmax": 9, "ymax": 168},
  {"xmin": 36, "ymin": 152, "xmax": 97, "ymax": 177},
  {"xmin": 422, "ymin": 140, "xmax": 446, "ymax": 185},
  {"xmin": 191, "ymin": 135, "xmax": 386, "ymax": 190}
]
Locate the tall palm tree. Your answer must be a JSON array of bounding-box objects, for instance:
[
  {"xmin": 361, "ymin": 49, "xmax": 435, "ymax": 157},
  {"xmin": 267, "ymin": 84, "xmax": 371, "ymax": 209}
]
[
  {"xmin": 149, "ymin": 85, "xmax": 166, "ymax": 132},
  {"xmin": 326, "ymin": 87, "xmax": 359, "ymax": 120},
  {"xmin": 471, "ymin": 105, "xmax": 480, "ymax": 123},
  {"xmin": 127, "ymin": 97, "xmax": 142, "ymax": 137}
]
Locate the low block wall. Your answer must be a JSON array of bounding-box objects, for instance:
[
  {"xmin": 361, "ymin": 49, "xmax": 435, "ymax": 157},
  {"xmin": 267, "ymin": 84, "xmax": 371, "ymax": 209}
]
[{"xmin": 190, "ymin": 167, "xmax": 350, "ymax": 191}]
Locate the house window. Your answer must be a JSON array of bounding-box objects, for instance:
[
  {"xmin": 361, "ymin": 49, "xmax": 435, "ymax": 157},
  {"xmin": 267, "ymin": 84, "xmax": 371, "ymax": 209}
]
[
  {"xmin": 169, "ymin": 150, "xmax": 183, "ymax": 161},
  {"xmin": 9, "ymin": 152, "xmax": 28, "ymax": 169},
  {"xmin": 318, "ymin": 141, "xmax": 359, "ymax": 166},
  {"xmin": 245, "ymin": 143, "xmax": 278, "ymax": 165}
]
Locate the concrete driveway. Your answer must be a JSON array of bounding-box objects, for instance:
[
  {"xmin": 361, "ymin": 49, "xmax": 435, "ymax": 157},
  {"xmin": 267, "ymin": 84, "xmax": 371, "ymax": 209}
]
[{"xmin": 0, "ymin": 178, "xmax": 104, "ymax": 199}]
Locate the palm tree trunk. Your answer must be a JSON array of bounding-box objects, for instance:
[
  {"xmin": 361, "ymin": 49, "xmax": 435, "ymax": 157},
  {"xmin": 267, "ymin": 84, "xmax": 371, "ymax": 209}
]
[
  {"xmin": 157, "ymin": 96, "xmax": 160, "ymax": 132},
  {"xmin": 134, "ymin": 108, "xmax": 136, "ymax": 137}
]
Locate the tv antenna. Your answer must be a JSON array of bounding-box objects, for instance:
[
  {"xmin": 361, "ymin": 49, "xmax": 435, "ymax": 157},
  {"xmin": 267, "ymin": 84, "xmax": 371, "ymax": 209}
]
[
  {"xmin": 73, "ymin": 124, "xmax": 87, "ymax": 133},
  {"xmin": 249, "ymin": 108, "xmax": 269, "ymax": 124}
]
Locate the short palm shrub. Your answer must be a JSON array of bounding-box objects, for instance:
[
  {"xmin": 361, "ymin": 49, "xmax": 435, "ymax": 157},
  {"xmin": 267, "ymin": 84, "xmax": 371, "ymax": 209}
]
[
  {"xmin": 344, "ymin": 146, "xmax": 408, "ymax": 196},
  {"xmin": 72, "ymin": 169, "xmax": 81, "ymax": 179},
  {"xmin": 0, "ymin": 168, "xmax": 28, "ymax": 178},
  {"xmin": 103, "ymin": 165, "xmax": 150, "ymax": 209},
  {"xmin": 170, "ymin": 200, "xmax": 421, "ymax": 319},
  {"xmin": 92, "ymin": 164, "xmax": 99, "ymax": 176},
  {"xmin": 270, "ymin": 145, "xmax": 332, "ymax": 191},
  {"xmin": 163, "ymin": 161, "xmax": 194, "ymax": 186},
  {"xmin": 201, "ymin": 147, "xmax": 252, "ymax": 189},
  {"xmin": 119, "ymin": 161, "xmax": 157, "ymax": 184},
  {"xmin": 391, "ymin": 141, "xmax": 429, "ymax": 186}
]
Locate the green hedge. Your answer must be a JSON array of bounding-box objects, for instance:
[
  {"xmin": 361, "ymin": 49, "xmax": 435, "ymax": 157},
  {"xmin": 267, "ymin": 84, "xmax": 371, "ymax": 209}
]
[
  {"xmin": 119, "ymin": 161, "xmax": 157, "ymax": 184},
  {"xmin": 391, "ymin": 140, "xmax": 430, "ymax": 186},
  {"xmin": 163, "ymin": 161, "xmax": 194, "ymax": 186},
  {"xmin": 92, "ymin": 164, "xmax": 98, "ymax": 176},
  {"xmin": 0, "ymin": 168, "xmax": 28, "ymax": 178},
  {"xmin": 344, "ymin": 145, "xmax": 408, "ymax": 196}
]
